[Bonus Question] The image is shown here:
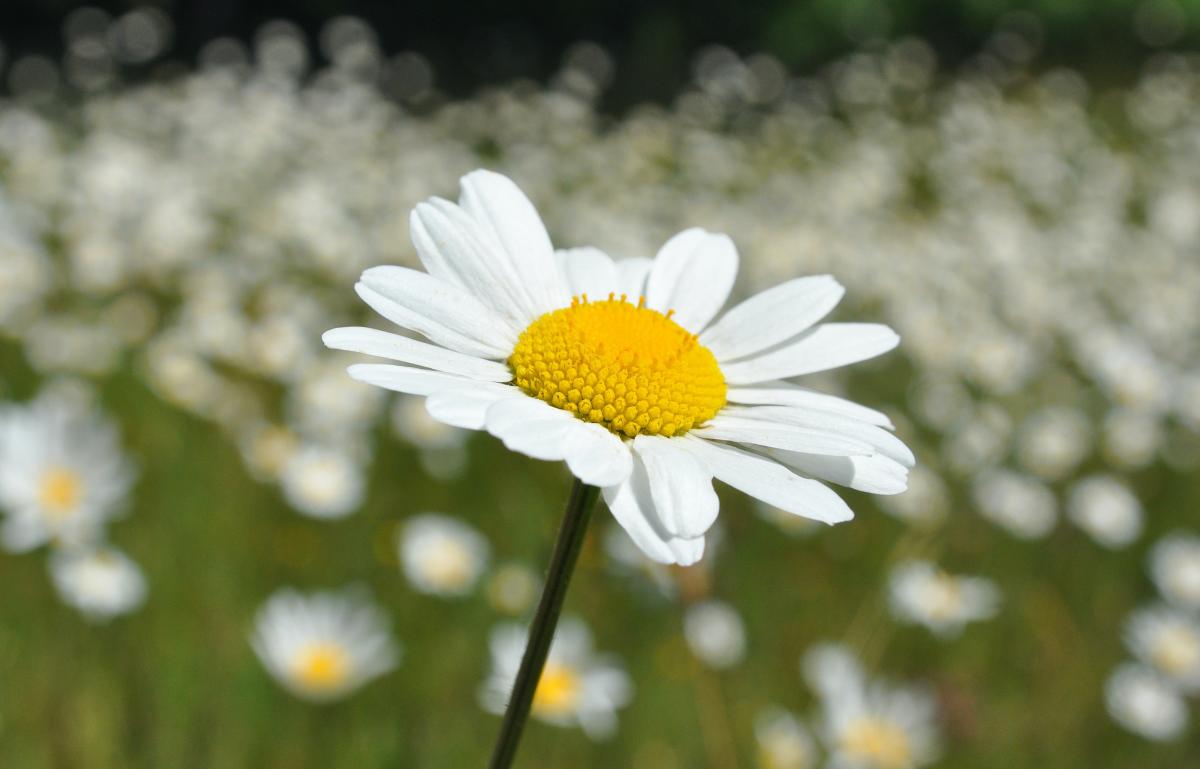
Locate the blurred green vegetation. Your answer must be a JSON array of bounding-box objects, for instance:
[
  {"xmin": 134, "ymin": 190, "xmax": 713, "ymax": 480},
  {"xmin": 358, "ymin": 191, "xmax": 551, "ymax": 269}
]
[{"xmin": 2, "ymin": 341, "xmax": 1198, "ymax": 767}]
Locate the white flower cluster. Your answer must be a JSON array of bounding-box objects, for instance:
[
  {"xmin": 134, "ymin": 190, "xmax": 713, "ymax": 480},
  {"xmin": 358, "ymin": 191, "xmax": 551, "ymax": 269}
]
[{"xmin": 1105, "ymin": 531, "xmax": 1200, "ymax": 741}]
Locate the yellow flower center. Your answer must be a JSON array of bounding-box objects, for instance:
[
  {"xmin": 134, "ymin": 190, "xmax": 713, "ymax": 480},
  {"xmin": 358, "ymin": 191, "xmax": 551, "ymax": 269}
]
[
  {"xmin": 425, "ymin": 540, "xmax": 474, "ymax": 589},
  {"xmin": 840, "ymin": 717, "xmax": 913, "ymax": 769},
  {"xmin": 38, "ymin": 467, "xmax": 82, "ymax": 520},
  {"xmin": 532, "ymin": 662, "xmax": 582, "ymax": 717},
  {"xmin": 293, "ymin": 643, "xmax": 351, "ymax": 693},
  {"xmin": 509, "ymin": 296, "xmax": 726, "ymax": 438},
  {"xmin": 1153, "ymin": 627, "xmax": 1200, "ymax": 676}
]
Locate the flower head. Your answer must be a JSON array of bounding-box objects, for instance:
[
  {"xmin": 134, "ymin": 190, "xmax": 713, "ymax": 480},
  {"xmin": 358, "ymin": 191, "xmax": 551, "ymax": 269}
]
[
  {"xmin": 888, "ymin": 560, "xmax": 1000, "ymax": 637},
  {"xmin": 49, "ymin": 546, "xmax": 147, "ymax": 621},
  {"xmin": 398, "ymin": 513, "xmax": 489, "ymax": 597},
  {"xmin": 325, "ymin": 170, "xmax": 912, "ymax": 565}
]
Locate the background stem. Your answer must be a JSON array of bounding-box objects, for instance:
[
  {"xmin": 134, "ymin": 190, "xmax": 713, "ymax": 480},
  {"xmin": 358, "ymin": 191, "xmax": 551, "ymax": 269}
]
[{"xmin": 486, "ymin": 478, "xmax": 599, "ymax": 769}]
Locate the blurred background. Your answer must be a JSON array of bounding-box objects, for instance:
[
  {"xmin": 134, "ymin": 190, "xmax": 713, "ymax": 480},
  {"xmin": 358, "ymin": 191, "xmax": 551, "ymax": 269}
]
[{"xmin": 1, "ymin": 1, "xmax": 1199, "ymax": 767}]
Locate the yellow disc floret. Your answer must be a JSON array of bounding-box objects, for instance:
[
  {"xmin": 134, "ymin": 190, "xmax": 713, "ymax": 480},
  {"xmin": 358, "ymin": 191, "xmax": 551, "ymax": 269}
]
[{"xmin": 509, "ymin": 295, "xmax": 726, "ymax": 438}]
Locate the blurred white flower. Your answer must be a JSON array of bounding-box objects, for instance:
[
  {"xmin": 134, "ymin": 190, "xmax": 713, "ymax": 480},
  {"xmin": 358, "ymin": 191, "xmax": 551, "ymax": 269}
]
[
  {"xmin": 0, "ymin": 390, "xmax": 135, "ymax": 551},
  {"xmin": 755, "ymin": 707, "xmax": 817, "ymax": 769},
  {"xmin": 251, "ymin": 587, "xmax": 399, "ymax": 702},
  {"xmin": 1125, "ymin": 605, "xmax": 1200, "ymax": 693},
  {"xmin": 684, "ymin": 599, "xmax": 747, "ymax": 669},
  {"xmin": 486, "ymin": 562, "xmax": 540, "ymax": 615},
  {"xmin": 1016, "ymin": 406, "xmax": 1092, "ymax": 480},
  {"xmin": 1065, "ymin": 475, "xmax": 1143, "ymax": 549},
  {"xmin": 1104, "ymin": 663, "xmax": 1188, "ymax": 741},
  {"xmin": 49, "ymin": 545, "xmax": 147, "ymax": 621},
  {"xmin": 480, "ymin": 617, "xmax": 632, "ymax": 740},
  {"xmin": 876, "ymin": 465, "xmax": 948, "ymax": 527},
  {"xmin": 1149, "ymin": 533, "xmax": 1200, "ymax": 611},
  {"xmin": 398, "ymin": 513, "xmax": 489, "ymax": 597},
  {"xmin": 888, "ymin": 560, "xmax": 1000, "ymax": 637},
  {"xmin": 971, "ymin": 469, "xmax": 1057, "ymax": 540},
  {"xmin": 279, "ymin": 444, "xmax": 364, "ymax": 519},
  {"xmin": 803, "ymin": 643, "xmax": 940, "ymax": 769}
]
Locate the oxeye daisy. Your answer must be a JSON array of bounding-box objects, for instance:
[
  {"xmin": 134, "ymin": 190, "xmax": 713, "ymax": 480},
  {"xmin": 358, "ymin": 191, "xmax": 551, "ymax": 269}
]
[
  {"xmin": 0, "ymin": 390, "xmax": 135, "ymax": 552},
  {"xmin": 480, "ymin": 618, "xmax": 632, "ymax": 740},
  {"xmin": 324, "ymin": 169, "xmax": 912, "ymax": 567},
  {"xmin": 1124, "ymin": 604, "xmax": 1200, "ymax": 693},
  {"xmin": 398, "ymin": 513, "xmax": 489, "ymax": 597},
  {"xmin": 49, "ymin": 545, "xmax": 147, "ymax": 621},
  {"xmin": 251, "ymin": 587, "xmax": 399, "ymax": 703},
  {"xmin": 887, "ymin": 560, "xmax": 1000, "ymax": 638}
]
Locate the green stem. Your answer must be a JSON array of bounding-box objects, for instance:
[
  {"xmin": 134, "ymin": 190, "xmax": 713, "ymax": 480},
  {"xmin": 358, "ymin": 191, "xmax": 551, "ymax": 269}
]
[{"xmin": 486, "ymin": 478, "xmax": 599, "ymax": 769}]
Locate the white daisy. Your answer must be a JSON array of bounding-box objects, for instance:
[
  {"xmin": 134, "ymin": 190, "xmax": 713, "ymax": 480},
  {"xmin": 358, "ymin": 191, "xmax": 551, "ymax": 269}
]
[
  {"xmin": 1065, "ymin": 475, "xmax": 1143, "ymax": 549},
  {"xmin": 397, "ymin": 513, "xmax": 489, "ymax": 597},
  {"xmin": 684, "ymin": 599, "xmax": 748, "ymax": 669},
  {"xmin": 970, "ymin": 469, "xmax": 1057, "ymax": 540},
  {"xmin": 480, "ymin": 617, "xmax": 632, "ymax": 740},
  {"xmin": 803, "ymin": 643, "xmax": 940, "ymax": 769},
  {"xmin": 1104, "ymin": 663, "xmax": 1188, "ymax": 741},
  {"xmin": 251, "ymin": 587, "xmax": 400, "ymax": 703},
  {"xmin": 49, "ymin": 545, "xmax": 147, "ymax": 621},
  {"xmin": 279, "ymin": 443, "xmax": 365, "ymax": 519},
  {"xmin": 0, "ymin": 389, "xmax": 135, "ymax": 552},
  {"xmin": 1124, "ymin": 604, "xmax": 1200, "ymax": 693},
  {"xmin": 755, "ymin": 708, "xmax": 818, "ymax": 769},
  {"xmin": 887, "ymin": 560, "xmax": 1000, "ymax": 637},
  {"xmin": 325, "ymin": 170, "xmax": 912, "ymax": 566},
  {"xmin": 486, "ymin": 562, "xmax": 541, "ymax": 615},
  {"xmin": 1149, "ymin": 533, "xmax": 1200, "ymax": 611}
]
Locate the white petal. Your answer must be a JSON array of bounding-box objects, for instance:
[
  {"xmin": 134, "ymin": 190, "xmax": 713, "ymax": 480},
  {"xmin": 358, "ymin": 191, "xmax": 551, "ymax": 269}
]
[
  {"xmin": 356, "ymin": 267, "xmax": 516, "ymax": 358},
  {"xmin": 768, "ymin": 449, "xmax": 909, "ymax": 495},
  {"xmin": 631, "ymin": 435, "xmax": 718, "ymax": 538},
  {"xmin": 409, "ymin": 200, "xmax": 533, "ymax": 323},
  {"xmin": 721, "ymin": 405, "xmax": 914, "ymax": 467},
  {"xmin": 323, "ymin": 327, "xmax": 512, "ymax": 381},
  {"xmin": 602, "ymin": 476, "xmax": 706, "ymax": 566},
  {"xmin": 348, "ymin": 363, "xmax": 478, "ymax": 396},
  {"xmin": 720, "ymin": 323, "xmax": 900, "ymax": 384},
  {"xmin": 700, "ymin": 276, "xmax": 844, "ymax": 361},
  {"xmin": 644, "ymin": 228, "xmax": 738, "ymax": 333},
  {"xmin": 458, "ymin": 170, "xmax": 570, "ymax": 316},
  {"xmin": 560, "ymin": 422, "xmax": 634, "ymax": 487},
  {"xmin": 616, "ymin": 258, "xmax": 652, "ymax": 298},
  {"xmin": 725, "ymin": 384, "xmax": 893, "ymax": 428},
  {"xmin": 680, "ymin": 436, "xmax": 854, "ymax": 524},
  {"xmin": 559, "ymin": 247, "xmax": 618, "ymax": 299},
  {"xmin": 692, "ymin": 414, "xmax": 874, "ymax": 457},
  {"xmin": 425, "ymin": 384, "xmax": 521, "ymax": 429}
]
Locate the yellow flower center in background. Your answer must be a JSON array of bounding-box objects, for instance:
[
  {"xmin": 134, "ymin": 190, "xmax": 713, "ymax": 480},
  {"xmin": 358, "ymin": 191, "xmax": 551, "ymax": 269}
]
[
  {"xmin": 293, "ymin": 643, "xmax": 351, "ymax": 693},
  {"xmin": 38, "ymin": 466, "xmax": 82, "ymax": 520},
  {"xmin": 841, "ymin": 717, "xmax": 913, "ymax": 769},
  {"xmin": 532, "ymin": 662, "xmax": 582, "ymax": 717},
  {"xmin": 1153, "ymin": 627, "xmax": 1200, "ymax": 675},
  {"xmin": 509, "ymin": 296, "xmax": 726, "ymax": 438},
  {"xmin": 425, "ymin": 539, "xmax": 474, "ymax": 589}
]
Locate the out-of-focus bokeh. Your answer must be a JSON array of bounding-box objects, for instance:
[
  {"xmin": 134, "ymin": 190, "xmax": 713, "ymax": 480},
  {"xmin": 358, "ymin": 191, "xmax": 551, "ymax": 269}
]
[{"xmin": 1, "ymin": 2, "xmax": 1199, "ymax": 767}]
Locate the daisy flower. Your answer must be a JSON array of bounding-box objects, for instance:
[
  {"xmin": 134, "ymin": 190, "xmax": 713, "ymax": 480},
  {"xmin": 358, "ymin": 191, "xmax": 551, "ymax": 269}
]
[
  {"xmin": 684, "ymin": 599, "xmax": 748, "ymax": 669},
  {"xmin": 279, "ymin": 443, "xmax": 365, "ymax": 519},
  {"xmin": 1149, "ymin": 533, "xmax": 1200, "ymax": 611},
  {"xmin": 1065, "ymin": 475, "xmax": 1143, "ymax": 549},
  {"xmin": 1124, "ymin": 604, "xmax": 1200, "ymax": 693},
  {"xmin": 398, "ymin": 513, "xmax": 490, "ymax": 597},
  {"xmin": 755, "ymin": 708, "xmax": 818, "ymax": 769},
  {"xmin": 480, "ymin": 617, "xmax": 632, "ymax": 740},
  {"xmin": 324, "ymin": 170, "xmax": 911, "ymax": 565},
  {"xmin": 803, "ymin": 643, "xmax": 940, "ymax": 769},
  {"xmin": 1104, "ymin": 663, "xmax": 1188, "ymax": 741},
  {"xmin": 0, "ymin": 390, "xmax": 135, "ymax": 552},
  {"xmin": 251, "ymin": 587, "xmax": 400, "ymax": 703},
  {"xmin": 887, "ymin": 560, "xmax": 1000, "ymax": 638},
  {"xmin": 49, "ymin": 545, "xmax": 147, "ymax": 621}
]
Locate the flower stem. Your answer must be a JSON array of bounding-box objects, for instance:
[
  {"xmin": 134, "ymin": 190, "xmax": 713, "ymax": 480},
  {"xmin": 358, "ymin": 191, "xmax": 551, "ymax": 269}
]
[{"xmin": 486, "ymin": 478, "xmax": 599, "ymax": 769}]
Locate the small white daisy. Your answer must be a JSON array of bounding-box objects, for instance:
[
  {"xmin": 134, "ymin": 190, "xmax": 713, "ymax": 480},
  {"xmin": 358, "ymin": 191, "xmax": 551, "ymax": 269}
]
[
  {"xmin": 251, "ymin": 587, "xmax": 399, "ymax": 703},
  {"xmin": 971, "ymin": 469, "xmax": 1057, "ymax": 540},
  {"xmin": 803, "ymin": 643, "xmax": 940, "ymax": 769},
  {"xmin": 755, "ymin": 708, "xmax": 818, "ymax": 769},
  {"xmin": 279, "ymin": 443, "xmax": 365, "ymax": 519},
  {"xmin": 684, "ymin": 599, "xmax": 747, "ymax": 669},
  {"xmin": 1125, "ymin": 604, "xmax": 1200, "ymax": 693},
  {"xmin": 1104, "ymin": 663, "xmax": 1188, "ymax": 741},
  {"xmin": 0, "ymin": 389, "xmax": 135, "ymax": 552},
  {"xmin": 49, "ymin": 545, "xmax": 147, "ymax": 621},
  {"xmin": 486, "ymin": 562, "xmax": 541, "ymax": 615},
  {"xmin": 888, "ymin": 560, "xmax": 1000, "ymax": 637},
  {"xmin": 480, "ymin": 617, "xmax": 632, "ymax": 740},
  {"xmin": 1066, "ymin": 475, "xmax": 1143, "ymax": 549},
  {"xmin": 325, "ymin": 170, "xmax": 912, "ymax": 566},
  {"xmin": 398, "ymin": 513, "xmax": 489, "ymax": 597},
  {"xmin": 1149, "ymin": 533, "xmax": 1200, "ymax": 611}
]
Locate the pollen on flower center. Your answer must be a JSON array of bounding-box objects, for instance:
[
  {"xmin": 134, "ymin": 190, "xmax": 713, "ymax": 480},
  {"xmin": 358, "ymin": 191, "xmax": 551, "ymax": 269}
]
[
  {"xmin": 841, "ymin": 717, "xmax": 912, "ymax": 769},
  {"xmin": 533, "ymin": 662, "xmax": 582, "ymax": 716},
  {"xmin": 293, "ymin": 643, "xmax": 351, "ymax": 691},
  {"xmin": 509, "ymin": 295, "xmax": 726, "ymax": 438},
  {"xmin": 39, "ymin": 466, "xmax": 82, "ymax": 520}
]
